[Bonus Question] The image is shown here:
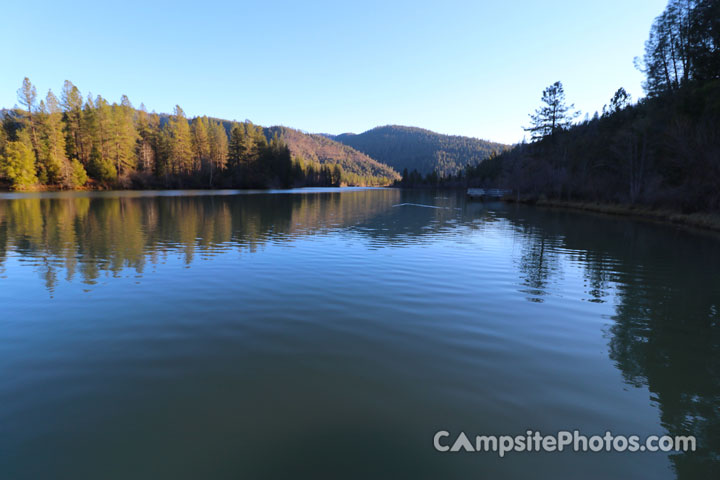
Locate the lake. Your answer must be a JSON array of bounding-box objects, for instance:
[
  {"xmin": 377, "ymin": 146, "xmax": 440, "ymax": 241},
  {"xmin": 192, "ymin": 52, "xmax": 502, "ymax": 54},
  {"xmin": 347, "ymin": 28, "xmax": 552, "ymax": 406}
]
[{"xmin": 1, "ymin": 188, "xmax": 718, "ymax": 479}]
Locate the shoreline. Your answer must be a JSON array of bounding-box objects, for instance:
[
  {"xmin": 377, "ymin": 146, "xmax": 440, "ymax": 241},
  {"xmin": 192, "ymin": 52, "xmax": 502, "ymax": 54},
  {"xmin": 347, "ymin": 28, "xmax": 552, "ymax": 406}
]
[
  {"xmin": 0, "ymin": 183, "xmax": 393, "ymax": 193},
  {"xmin": 504, "ymin": 197, "xmax": 720, "ymax": 233},
  {"xmin": 4, "ymin": 185, "xmax": 720, "ymax": 233}
]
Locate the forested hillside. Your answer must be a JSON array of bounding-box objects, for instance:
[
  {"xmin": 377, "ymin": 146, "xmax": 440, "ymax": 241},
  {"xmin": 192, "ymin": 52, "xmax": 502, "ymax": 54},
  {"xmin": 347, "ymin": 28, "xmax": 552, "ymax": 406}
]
[
  {"xmin": 264, "ymin": 126, "xmax": 399, "ymax": 185},
  {"xmin": 463, "ymin": 0, "xmax": 720, "ymax": 214},
  {"xmin": 0, "ymin": 81, "xmax": 397, "ymax": 190},
  {"xmin": 328, "ymin": 125, "xmax": 506, "ymax": 176}
]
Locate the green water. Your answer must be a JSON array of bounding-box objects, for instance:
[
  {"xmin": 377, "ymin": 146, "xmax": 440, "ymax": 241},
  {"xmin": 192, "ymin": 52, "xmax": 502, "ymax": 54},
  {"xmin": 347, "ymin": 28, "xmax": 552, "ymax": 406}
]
[{"xmin": 1, "ymin": 188, "xmax": 718, "ymax": 479}]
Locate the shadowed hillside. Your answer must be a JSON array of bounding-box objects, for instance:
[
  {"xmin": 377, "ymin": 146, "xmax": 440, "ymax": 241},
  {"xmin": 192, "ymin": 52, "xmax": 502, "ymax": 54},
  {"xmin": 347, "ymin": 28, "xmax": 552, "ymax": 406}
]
[{"xmin": 462, "ymin": 0, "xmax": 720, "ymax": 216}]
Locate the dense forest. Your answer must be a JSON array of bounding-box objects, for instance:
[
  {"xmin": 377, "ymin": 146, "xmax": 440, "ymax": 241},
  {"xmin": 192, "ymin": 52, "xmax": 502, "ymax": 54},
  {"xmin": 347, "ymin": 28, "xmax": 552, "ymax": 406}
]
[
  {"xmin": 328, "ymin": 125, "xmax": 506, "ymax": 176},
  {"xmin": 0, "ymin": 83, "xmax": 396, "ymax": 190},
  {"xmin": 457, "ymin": 0, "xmax": 720, "ymax": 214},
  {"xmin": 264, "ymin": 126, "xmax": 399, "ymax": 184}
]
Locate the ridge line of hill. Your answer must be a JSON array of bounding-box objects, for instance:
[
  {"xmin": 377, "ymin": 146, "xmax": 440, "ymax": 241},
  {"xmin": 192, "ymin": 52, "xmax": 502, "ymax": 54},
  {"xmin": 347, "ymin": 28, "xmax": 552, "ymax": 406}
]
[{"xmin": 323, "ymin": 124, "xmax": 507, "ymax": 176}]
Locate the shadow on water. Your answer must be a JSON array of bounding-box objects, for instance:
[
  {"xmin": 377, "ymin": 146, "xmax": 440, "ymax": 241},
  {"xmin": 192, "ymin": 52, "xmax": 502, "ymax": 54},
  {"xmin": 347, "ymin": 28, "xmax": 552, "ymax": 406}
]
[
  {"xmin": 0, "ymin": 189, "xmax": 718, "ymax": 478},
  {"xmin": 491, "ymin": 204, "xmax": 720, "ymax": 478}
]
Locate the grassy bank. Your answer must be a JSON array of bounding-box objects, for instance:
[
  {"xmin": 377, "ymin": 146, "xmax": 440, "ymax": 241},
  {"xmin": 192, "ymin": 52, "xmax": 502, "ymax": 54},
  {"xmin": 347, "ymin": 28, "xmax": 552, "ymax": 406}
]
[{"xmin": 504, "ymin": 196, "xmax": 720, "ymax": 233}]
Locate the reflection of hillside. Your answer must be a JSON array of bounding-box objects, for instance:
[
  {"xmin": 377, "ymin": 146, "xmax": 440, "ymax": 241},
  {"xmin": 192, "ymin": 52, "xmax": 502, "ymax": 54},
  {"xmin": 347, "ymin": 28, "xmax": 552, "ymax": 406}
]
[
  {"xmin": 491, "ymin": 205, "xmax": 720, "ymax": 479},
  {"xmin": 0, "ymin": 190, "xmax": 402, "ymax": 289},
  {"xmin": 2, "ymin": 191, "xmax": 514, "ymax": 290}
]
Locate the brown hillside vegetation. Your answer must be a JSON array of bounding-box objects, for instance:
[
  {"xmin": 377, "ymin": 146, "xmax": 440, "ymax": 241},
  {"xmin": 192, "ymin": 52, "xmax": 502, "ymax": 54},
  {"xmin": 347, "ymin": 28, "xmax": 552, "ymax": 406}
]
[{"xmin": 266, "ymin": 126, "xmax": 400, "ymax": 184}]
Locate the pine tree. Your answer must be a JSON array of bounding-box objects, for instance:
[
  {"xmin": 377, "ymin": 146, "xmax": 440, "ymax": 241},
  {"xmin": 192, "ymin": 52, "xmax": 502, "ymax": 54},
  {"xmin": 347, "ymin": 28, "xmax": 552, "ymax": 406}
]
[
  {"xmin": 245, "ymin": 122, "xmax": 268, "ymax": 162},
  {"xmin": 94, "ymin": 95, "xmax": 113, "ymax": 162},
  {"xmin": 82, "ymin": 95, "xmax": 117, "ymax": 183},
  {"xmin": 332, "ymin": 164, "xmax": 343, "ymax": 186},
  {"xmin": 17, "ymin": 78, "xmax": 39, "ymax": 161},
  {"xmin": 266, "ymin": 134, "xmax": 294, "ymax": 187},
  {"xmin": 0, "ymin": 140, "xmax": 38, "ymax": 188},
  {"xmin": 524, "ymin": 81, "xmax": 578, "ymax": 141},
  {"xmin": 227, "ymin": 123, "xmax": 246, "ymax": 170},
  {"xmin": 689, "ymin": 0, "xmax": 720, "ymax": 82},
  {"xmin": 36, "ymin": 91, "xmax": 65, "ymax": 184},
  {"xmin": 603, "ymin": 88, "xmax": 631, "ymax": 117},
  {"xmin": 0, "ymin": 121, "xmax": 7, "ymax": 153},
  {"xmin": 110, "ymin": 95, "xmax": 139, "ymax": 178},
  {"xmin": 69, "ymin": 158, "xmax": 88, "ymax": 187},
  {"xmin": 207, "ymin": 120, "xmax": 228, "ymax": 185},
  {"xmin": 136, "ymin": 104, "xmax": 159, "ymax": 173},
  {"xmin": 87, "ymin": 143, "xmax": 117, "ymax": 183},
  {"xmin": 191, "ymin": 116, "xmax": 210, "ymax": 174},
  {"xmin": 164, "ymin": 106, "xmax": 193, "ymax": 175},
  {"xmin": 61, "ymin": 80, "xmax": 86, "ymax": 164}
]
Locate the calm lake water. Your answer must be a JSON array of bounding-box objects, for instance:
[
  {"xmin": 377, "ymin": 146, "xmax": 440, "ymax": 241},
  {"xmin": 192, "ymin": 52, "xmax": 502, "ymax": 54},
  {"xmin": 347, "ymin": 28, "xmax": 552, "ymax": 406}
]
[{"xmin": 1, "ymin": 188, "xmax": 718, "ymax": 479}]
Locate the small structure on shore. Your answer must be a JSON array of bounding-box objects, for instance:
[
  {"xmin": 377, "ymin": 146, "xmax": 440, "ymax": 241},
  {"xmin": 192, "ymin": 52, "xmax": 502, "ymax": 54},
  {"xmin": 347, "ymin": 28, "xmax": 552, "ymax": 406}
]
[{"xmin": 467, "ymin": 188, "xmax": 512, "ymax": 200}]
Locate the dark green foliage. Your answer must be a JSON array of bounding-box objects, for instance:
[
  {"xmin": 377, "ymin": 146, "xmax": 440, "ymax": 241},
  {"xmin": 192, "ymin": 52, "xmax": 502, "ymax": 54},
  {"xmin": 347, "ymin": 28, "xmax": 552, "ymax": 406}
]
[
  {"xmin": 264, "ymin": 135, "xmax": 294, "ymax": 188},
  {"xmin": 329, "ymin": 125, "xmax": 505, "ymax": 176},
  {"xmin": 87, "ymin": 144, "xmax": 117, "ymax": 183},
  {"xmin": 227, "ymin": 124, "xmax": 245, "ymax": 171},
  {"xmin": 0, "ymin": 140, "xmax": 38, "ymax": 187}
]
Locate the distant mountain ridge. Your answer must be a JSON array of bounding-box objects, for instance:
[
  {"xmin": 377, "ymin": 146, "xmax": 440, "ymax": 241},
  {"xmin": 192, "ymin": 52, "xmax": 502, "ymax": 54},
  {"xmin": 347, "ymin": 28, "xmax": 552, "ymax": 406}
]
[{"xmin": 325, "ymin": 125, "xmax": 506, "ymax": 176}]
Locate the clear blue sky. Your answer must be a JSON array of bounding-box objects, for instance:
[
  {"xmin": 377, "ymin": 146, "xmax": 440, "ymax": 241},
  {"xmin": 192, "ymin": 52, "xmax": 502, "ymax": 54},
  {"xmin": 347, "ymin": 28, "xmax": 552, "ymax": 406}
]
[{"xmin": 1, "ymin": 0, "xmax": 668, "ymax": 144}]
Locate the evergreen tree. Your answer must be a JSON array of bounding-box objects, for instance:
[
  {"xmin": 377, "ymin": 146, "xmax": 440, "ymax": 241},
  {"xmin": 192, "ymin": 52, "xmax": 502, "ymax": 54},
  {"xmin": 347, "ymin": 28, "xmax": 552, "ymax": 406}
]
[
  {"xmin": 80, "ymin": 95, "xmax": 117, "ymax": 183},
  {"xmin": 69, "ymin": 158, "xmax": 89, "ymax": 187},
  {"xmin": 163, "ymin": 106, "xmax": 193, "ymax": 175},
  {"xmin": 87, "ymin": 143, "xmax": 117, "ymax": 183},
  {"xmin": 0, "ymin": 140, "xmax": 38, "ymax": 188},
  {"xmin": 136, "ymin": 105, "xmax": 159, "ymax": 173},
  {"xmin": 17, "ymin": 77, "xmax": 39, "ymax": 160},
  {"xmin": 332, "ymin": 164, "xmax": 343, "ymax": 186},
  {"xmin": 227, "ymin": 123, "xmax": 246, "ymax": 170},
  {"xmin": 36, "ymin": 91, "xmax": 65, "ymax": 184},
  {"xmin": 639, "ymin": 1, "xmax": 692, "ymax": 95},
  {"xmin": 110, "ymin": 96, "xmax": 138, "ymax": 178},
  {"xmin": 191, "ymin": 116, "xmax": 210, "ymax": 174},
  {"xmin": 638, "ymin": 0, "xmax": 720, "ymax": 94},
  {"xmin": 243, "ymin": 122, "xmax": 268, "ymax": 186},
  {"xmin": 94, "ymin": 95, "xmax": 113, "ymax": 163},
  {"xmin": 207, "ymin": 120, "xmax": 228, "ymax": 185},
  {"xmin": 61, "ymin": 80, "xmax": 86, "ymax": 165},
  {"xmin": 603, "ymin": 88, "xmax": 631, "ymax": 117},
  {"xmin": 266, "ymin": 134, "xmax": 294, "ymax": 187},
  {"xmin": 245, "ymin": 122, "xmax": 268, "ymax": 161},
  {"xmin": 524, "ymin": 81, "xmax": 578, "ymax": 141},
  {"xmin": 689, "ymin": 0, "xmax": 720, "ymax": 81},
  {"xmin": 0, "ymin": 121, "xmax": 6, "ymax": 153}
]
